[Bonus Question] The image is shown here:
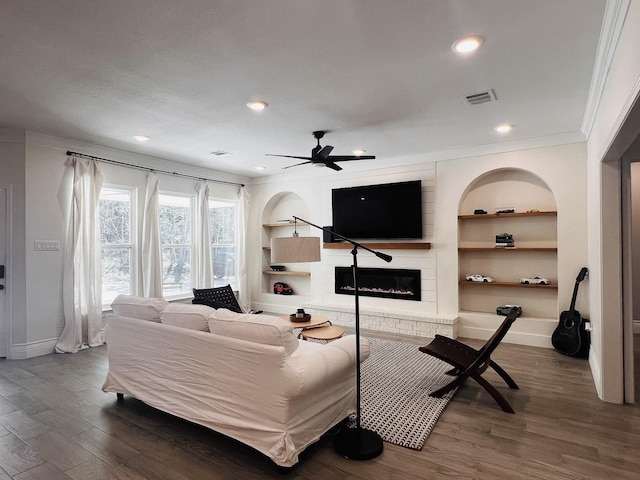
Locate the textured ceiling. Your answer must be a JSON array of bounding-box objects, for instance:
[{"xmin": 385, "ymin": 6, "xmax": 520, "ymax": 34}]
[{"xmin": 0, "ymin": 1, "xmax": 607, "ymax": 177}]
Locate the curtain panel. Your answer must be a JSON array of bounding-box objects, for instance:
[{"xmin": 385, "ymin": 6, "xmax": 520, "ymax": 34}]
[
  {"xmin": 56, "ymin": 157, "xmax": 104, "ymax": 353},
  {"xmin": 142, "ymin": 173, "xmax": 163, "ymax": 298},
  {"xmin": 194, "ymin": 181, "xmax": 213, "ymax": 288}
]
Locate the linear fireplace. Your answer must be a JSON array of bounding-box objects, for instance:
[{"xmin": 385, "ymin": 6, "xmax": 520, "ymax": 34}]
[{"xmin": 334, "ymin": 267, "xmax": 421, "ymax": 301}]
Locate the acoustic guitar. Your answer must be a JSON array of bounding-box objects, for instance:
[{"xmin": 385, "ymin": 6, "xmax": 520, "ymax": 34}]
[{"xmin": 552, "ymin": 267, "xmax": 589, "ymax": 357}]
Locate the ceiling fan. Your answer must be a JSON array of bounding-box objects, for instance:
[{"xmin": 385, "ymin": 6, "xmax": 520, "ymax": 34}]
[{"xmin": 266, "ymin": 130, "xmax": 375, "ymax": 171}]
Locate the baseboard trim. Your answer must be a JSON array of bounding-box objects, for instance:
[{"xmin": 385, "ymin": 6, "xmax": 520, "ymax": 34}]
[{"xmin": 10, "ymin": 337, "xmax": 58, "ymax": 359}]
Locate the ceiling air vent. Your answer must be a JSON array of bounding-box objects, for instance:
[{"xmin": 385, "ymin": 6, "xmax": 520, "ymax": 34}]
[
  {"xmin": 463, "ymin": 89, "xmax": 497, "ymax": 106},
  {"xmin": 210, "ymin": 150, "xmax": 233, "ymax": 157}
]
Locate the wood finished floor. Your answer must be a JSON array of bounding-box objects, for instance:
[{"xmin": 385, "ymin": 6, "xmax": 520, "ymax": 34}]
[{"xmin": 1, "ymin": 331, "xmax": 639, "ymax": 480}]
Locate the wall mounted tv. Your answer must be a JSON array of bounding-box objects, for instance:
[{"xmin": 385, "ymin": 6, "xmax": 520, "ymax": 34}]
[{"xmin": 331, "ymin": 180, "xmax": 423, "ymax": 240}]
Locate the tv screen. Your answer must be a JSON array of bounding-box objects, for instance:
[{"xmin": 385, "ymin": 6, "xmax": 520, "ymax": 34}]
[{"xmin": 331, "ymin": 180, "xmax": 423, "ymax": 240}]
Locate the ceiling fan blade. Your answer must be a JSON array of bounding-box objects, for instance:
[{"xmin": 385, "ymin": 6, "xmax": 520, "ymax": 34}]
[
  {"xmin": 314, "ymin": 145, "xmax": 334, "ymax": 161},
  {"xmin": 282, "ymin": 161, "xmax": 312, "ymax": 169},
  {"xmin": 265, "ymin": 154, "xmax": 313, "ymax": 161},
  {"xmin": 327, "ymin": 155, "xmax": 376, "ymax": 162},
  {"xmin": 325, "ymin": 162, "xmax": 343, "ymax": 171}
]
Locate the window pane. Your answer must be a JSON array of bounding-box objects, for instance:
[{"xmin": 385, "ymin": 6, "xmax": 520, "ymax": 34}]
[
  {"xmin": 209, "ymin": 200, "xmax": 237, "ymax": 288},
  {"xmin": 212, "ymin": 246, "xmax": 236, "ymax": 286},
  {"xmin": 100, "ymin": 188, "xmax": 130, "ymax": 245},
  {"xmin": 162, "ymin": 247, "xmax": 191, "ymax": 297},
  {"xmin": 102, "ymin": 248, "xmax": 132, "ymax": 305},
  {"xmin": 160, "ymin": 196, "xmax": 191, "ymax": 244}
]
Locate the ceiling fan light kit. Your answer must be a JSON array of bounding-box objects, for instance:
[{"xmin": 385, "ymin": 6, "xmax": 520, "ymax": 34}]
[{"xmin": 266, "ymin": 130, "xmax": 376, "ymax": 171}]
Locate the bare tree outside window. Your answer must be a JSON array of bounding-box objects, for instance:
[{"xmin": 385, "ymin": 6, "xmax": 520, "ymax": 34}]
[
  {"xmin": 160, "ymin": 194, "xmax": 192, "ymax": 297},
  {"xmin": 210, "ymin": 199, "xmax": 238, "ymax": 288},
  {"xmin": 100, "ymin": 187, "xmax": 133, "ymax": 307}
]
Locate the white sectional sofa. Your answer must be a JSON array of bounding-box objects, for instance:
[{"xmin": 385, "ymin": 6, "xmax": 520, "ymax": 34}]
[{"xmin": 102, "ymin": 295, "xmax": 369, "ymax": 467}]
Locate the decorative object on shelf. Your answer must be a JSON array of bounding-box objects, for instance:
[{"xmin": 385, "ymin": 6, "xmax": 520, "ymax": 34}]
[
  {"xmin": 271, "ymin": 216, "xmax": 391, "ymax": 461},
  {"xmin": 496, "ymin": 305, "xmax": 522, "ymax": 316},
  {"xmin": 495, "ymin": 233, "xmax": 515, "ymax": 248},
  {"xmin": 519, "ymin": 276, "xmax": 549, "ymax": 285},
  {"xmin": 525, "ymin": 209, "xmax": 540, "ymax": 213},
  {"xmin": 270, "ymin": 265, "xmax": 286, "ymax": 271},
  {"xmin": 474, "ymin": 209, "xmax": 487, "ymax": 215},
  {"xmin": 273, "ymin": 282, "xmax": 293, "ymax": 295},
  {"xmin": 496, "ymin": 208, "xmax": 515, "ymax": 214},
  {"xmin": 276, "ymin": 219, "xmax": 293, "ymax": 223},
  {"xmin": 465, "ymin": 274, "xmax": 494, "ymax": 283}
]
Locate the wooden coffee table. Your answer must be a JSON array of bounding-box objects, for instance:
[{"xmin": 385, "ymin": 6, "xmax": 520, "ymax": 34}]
[
  {"xmin": 299, "ymin": 325, "xmax": 345, "ymax": 342},
  {"xmin": 285, "ymin": 315, "xmax": 332, "ymax": 330}
]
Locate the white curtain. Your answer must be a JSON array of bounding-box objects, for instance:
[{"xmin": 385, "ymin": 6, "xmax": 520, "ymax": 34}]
[
  {"xmin": 194, "ymin": 181, "xmax": 212, "ymax": 288},
  {"xmin": 237, "ymin": 187, "xmax": 250, "ymax": 311},
  {"xmin": 56, "ymin": 157, "xmax": 104, "ymax": 353},
  {"xmin": 142, "ymin": 173, "xmax": 163, "ymax": 297}
]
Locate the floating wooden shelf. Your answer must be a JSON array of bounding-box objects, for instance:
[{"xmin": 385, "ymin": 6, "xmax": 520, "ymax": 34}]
[
  {"xmin": 458, "ymin": 211, "xmax": 557, "ymax": 220},
  {"xmin": 459, "ymin": 247, "xmax": 557, "ymax": 252},
  {"xmin": 459, "ymin": 280, "xmax": 557, "ymax": 289},
  {"xmin": 323, "ymin": 242, "xmax": 431, "ymax": 250},
  {"xmin": 263, "ymin": 270, "xmax": 310, "ymax": 276}
]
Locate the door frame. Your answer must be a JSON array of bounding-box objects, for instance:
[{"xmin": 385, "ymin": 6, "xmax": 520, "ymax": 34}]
[{"xmin": 0, "ymin": 187, "xmax": 10, "ymax": 358}]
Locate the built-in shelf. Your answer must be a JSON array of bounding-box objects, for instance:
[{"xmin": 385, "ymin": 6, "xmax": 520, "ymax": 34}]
[
  {"xmin": 263, "ymin": 222, "xmax": 309, "ymax": 227},
  {"xmin": 459, "ymin": 280, "xmax": 557, "ymax": 289},
  {"xmin": 458, "ymin": 211, "xmax": 557, "ymax": 220},
  {"xmin": 323, "ymin": 242, "xmax": 431, "ymax": 250},
  {"xmin": 263, "ymin": 270, "xmax": 310, "ymax": 276},
  {"xmin": 459, "ymin": 247, "xmax": 557, "ymax": 252}
]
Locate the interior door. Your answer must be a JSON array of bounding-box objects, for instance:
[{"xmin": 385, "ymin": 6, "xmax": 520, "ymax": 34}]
[{"xmin": 0, "ymin": 188, "xmax": 7, "ymax": 358}]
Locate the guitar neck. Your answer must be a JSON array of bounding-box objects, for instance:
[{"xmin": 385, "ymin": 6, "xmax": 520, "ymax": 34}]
[{"xmin": 569, "ymin": 281, "xmax": 580, "ymax": 312}]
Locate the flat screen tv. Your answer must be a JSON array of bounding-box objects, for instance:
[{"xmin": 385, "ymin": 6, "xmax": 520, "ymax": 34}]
[{"xmin": 331, "ymin": 180, "xmax": 423, "ymax": 240}]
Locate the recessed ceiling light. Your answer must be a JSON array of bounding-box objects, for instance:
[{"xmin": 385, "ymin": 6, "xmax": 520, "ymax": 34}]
[
  {"xmin": 452, "ymin": 35, "xmax": 483, "ymax": 54},
  {"xmin": 133, "ymin": 135, "xmax": 150, "ymax": 142},
  {"xmin": 247, "ymin": 100, "xmax": 268, "ymax": 111},
  {"xmin": 255, "ymin": 165, "xmax": 266, "ymax": 171},
  {"xmin": 494, "ymin": 124, "xmax": 513, "ymax": 134},
  {"xmin": 352, "ymin": 148, "xmax": 366, "ymax": 156}
]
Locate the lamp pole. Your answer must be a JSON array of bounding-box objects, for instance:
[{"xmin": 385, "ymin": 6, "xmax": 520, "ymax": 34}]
[{"xmin": 293, "ymin": 217, "xmax": 389, "ymax": 460}]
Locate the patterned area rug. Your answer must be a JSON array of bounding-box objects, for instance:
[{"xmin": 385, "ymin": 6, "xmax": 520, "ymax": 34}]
[{"xmin": 356, "ymin": 337, "xmax": 458, "ymax": 450}]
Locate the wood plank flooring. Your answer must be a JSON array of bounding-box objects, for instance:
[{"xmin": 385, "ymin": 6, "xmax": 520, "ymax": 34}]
[{"xmin": 1, "ymin": 331, "xmax": 639, "ymax": 479}]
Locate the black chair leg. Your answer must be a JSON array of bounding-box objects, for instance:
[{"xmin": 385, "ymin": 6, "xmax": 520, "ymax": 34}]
[{"xmin": 490, "ymin": 360, "xmax": 519, "ymax": 389}]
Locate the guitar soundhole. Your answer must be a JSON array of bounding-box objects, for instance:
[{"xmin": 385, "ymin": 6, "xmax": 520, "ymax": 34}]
[{"xmin": 563, "ymin": 319, "xmax": 574, "ymax": 329}]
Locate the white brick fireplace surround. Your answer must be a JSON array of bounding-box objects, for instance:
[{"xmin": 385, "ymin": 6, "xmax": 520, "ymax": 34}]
[{"xmin": 303, "ymin": 303, "xmax": 459, "ymax": 339}]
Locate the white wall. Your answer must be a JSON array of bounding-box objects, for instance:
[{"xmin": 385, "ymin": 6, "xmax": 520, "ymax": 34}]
[
  {"xmin": 248, "ymin": 142, "xmax": 588, "ymax": 348},
  {"xmin": 586, "ymin": 0, "xmax": 640, "ymax": 403}
]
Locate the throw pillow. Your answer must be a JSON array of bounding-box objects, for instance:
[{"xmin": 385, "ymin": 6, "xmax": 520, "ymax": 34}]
[
  {"xmin": 111, "ymin": 295, "xmax": 168, "ymax": 322},
  {"xmin": 160, "ymin": 303, "xmax": 214, "ymax": 331}
]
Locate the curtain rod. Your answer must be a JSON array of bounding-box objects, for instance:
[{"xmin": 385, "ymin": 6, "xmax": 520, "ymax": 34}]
[{"xmin": 66, "ymin": 151, "xmax": 245, "ymax": 188}]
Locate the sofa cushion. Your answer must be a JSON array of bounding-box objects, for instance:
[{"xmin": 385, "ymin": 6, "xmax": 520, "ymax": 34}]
[
  {"xmin": 208, "ymin": 309, "xmax": 298, "ymax": 355},
  {"xmin": 111, "ymin": 295, "xmax": 168, "ymax": 322},
  {"xmin": 160, "ymin": 303, "xmax": 214, "ymax": 331}
]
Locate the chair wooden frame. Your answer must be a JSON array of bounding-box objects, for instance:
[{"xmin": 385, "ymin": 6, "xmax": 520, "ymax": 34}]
[{"xmin": 419, "ymin": 307, "xmax": 520, "ymax": 413}]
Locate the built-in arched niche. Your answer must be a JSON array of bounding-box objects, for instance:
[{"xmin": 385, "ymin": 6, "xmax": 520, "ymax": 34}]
[
  {"xmin": 261, "ymin": 192, "xmax": 312, "ymax": 297},
  {"xmin": 458, "ymin": 168, "xmax": 558, "ymax": 320}
]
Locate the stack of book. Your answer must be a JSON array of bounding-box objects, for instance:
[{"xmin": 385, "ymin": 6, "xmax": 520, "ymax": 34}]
[{"xmin": 495, "ymin": 233, "xmax": 515, "ymax": 248}]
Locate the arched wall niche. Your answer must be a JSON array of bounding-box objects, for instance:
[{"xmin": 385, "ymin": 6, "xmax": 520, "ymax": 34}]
[
  {"xmin": 457, "ymin": 168, "xmax": 559, "ymax": 321},
  {"xmin": 262, "ymin": 191, "xmax": 309, "ymax": 223},
  {"xmin": 459, "ymin": 168, "xmax": 557, "ymax": 214}
]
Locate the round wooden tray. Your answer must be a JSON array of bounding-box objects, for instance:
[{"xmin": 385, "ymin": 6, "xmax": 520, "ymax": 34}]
[{"xmin": 289, "ymin": 313, "xmax": 311, "ymax": 323}]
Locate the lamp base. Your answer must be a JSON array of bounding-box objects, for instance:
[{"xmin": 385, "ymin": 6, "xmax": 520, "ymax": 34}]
[{"xmin": 333, "ymin": 426, "xmax": 383, "ymax": 460}]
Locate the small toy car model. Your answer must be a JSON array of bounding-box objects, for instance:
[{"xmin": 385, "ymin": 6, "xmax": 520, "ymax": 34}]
[
  {"xmin": 465, "ymin": 274, "xmax": 495, "ymax": 283},
  {"xmin": 474, "ymin": 209, "xmax": 487, "ymax": 215},
  {"xmin": 273, "ymin": 282, "xmax": 293, "ymax": 294},
  {"xmin": 496, "ymin": 305, "xmax": 522, "ymax": 316},
  {"xmin": 520, "ymin": 276, "xmax": 550, "ymax": 285},
  {"xmin": 496, "ymin": 208, "xmax": 515, "ymax": 214}
]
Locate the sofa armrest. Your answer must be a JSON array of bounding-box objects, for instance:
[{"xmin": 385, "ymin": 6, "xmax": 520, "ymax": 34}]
[{"xmin": 286, "ymin": 335, "xmax": 370, "ymax": 396}]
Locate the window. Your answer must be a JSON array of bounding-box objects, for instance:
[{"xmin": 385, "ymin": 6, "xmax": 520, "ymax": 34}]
[
  {"xmin": 209, "ymin": 198, "xmax": 238, "ymax": 288},
  {"xmin": 160, "ymin": 193, "xmax": 193, "ymax": 298},
  {"xmin": 100, "ymin": 186, "xmax": 134, "ymax": 308}
]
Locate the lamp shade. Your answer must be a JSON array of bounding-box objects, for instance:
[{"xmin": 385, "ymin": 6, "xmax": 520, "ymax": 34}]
[{"xmin": 271, "ymin": 236, "xmax": 321, "ymax": 263}]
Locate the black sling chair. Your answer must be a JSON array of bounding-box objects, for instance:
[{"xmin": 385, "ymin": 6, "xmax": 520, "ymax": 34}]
[{"xmin": 418, "ymin": 306, "xmax": 520, "ymax": 413}]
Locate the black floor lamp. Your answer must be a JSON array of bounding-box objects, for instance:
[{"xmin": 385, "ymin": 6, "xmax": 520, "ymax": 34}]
[{"xmin": 270, "ymin": 216, "xmax": 391, "ymax": 460}]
